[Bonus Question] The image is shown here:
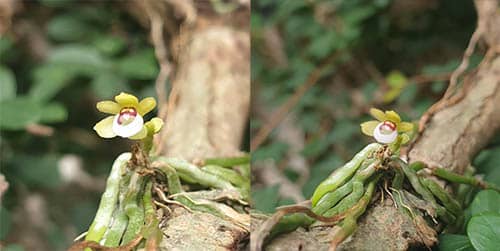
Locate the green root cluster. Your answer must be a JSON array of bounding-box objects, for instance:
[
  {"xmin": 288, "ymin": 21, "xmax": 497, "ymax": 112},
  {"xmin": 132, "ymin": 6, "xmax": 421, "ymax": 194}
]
[
  {"xmin": 70, "ymin": 150, "xmax": 250, "ymax": 251},
  {"xmin": 254, "ymin": 143, "xmax": 499, "ymax": 250}
]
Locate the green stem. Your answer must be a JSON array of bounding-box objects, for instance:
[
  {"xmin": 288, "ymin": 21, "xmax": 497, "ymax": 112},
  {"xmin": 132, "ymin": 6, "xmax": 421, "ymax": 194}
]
[
  {"xmin": 172, "ymin": 195, "xmax": 227, "ymax": 218},
  {"xmin": 410, "ymin": 161, "xmax": 426, "ymax": 172},
  {"xmin": 142, "ymin": 180, "xmax": 162, "ymax": 245},
  {"xmin": 392, "ymin": 165, "xmax": 404, "ymax": 189},
  {"xmin": 239, "ymin": 163, "xmax": 250, "ymax": 180},
  {"xmin": 201, "ymin": 164, "xmax": 250, "ymax": 201},
  {"xmin": 154, "ymin": 161, "xmax": 229, "ymax": 217},
  {"xmin": 420, "ymin": 178, "xmax": 462, "ymax": 217},
  {"xmin": 85, "ymin": 153, "xmax": 131, "ymax": 245},
  {"xmin": 142, "ymin": 134, "xmax": 154, "ymax": 156},
  {"xmin": 269, "ymin": 213, "xmax": 314, "ymax": 239},
  {"xmin": 312, "ymin": 181, "xmax": 353, "ymax": 216},
  {"xmin": 320, "ymin": 159, "xmax": 379, "ymax": 217},
  {"xmin": 399, "ymin": 160, "xmax": 437, "ymax": 205},
  {"xmin": 102, "ymin": 171, "xmax": 131, "ymax": 246},
  {"xmin": 156, "ymin": 163, "xmax": 183, "ymax": 194},
  {"xmin": 121, "ymin": 173, "xmax": 145, "ymax": 244},
  {"xmin": 323, "ymin": 181, "xmax": 365, "ymax": 217},
  {"xmin": 329, "ymin": 174, "xmax": 380, "ymax": 249},
  {"xmin": 201, "ymin": 165, "xmax": 247, "ymax": 188},
  {"xmin": 311, "ymin": 143, "xmax": 381, "ymax": 206},
  {"xmin": 432, "ymin": 167, "xmax": 500, "ymax": 192},
  {"xmin": 203, "ymin": 155, "xmax": 250, "ymax": 167},
  {"xmin": 456, "ymin": 165, "xmax": 476, "ymax": 208},
  {"xmin": 155, "ymin": 157, "xmax": 236, "ymax": 190},
  {"xmin": 353, "ymin": 159, "xmax": 378, "ymax": 182}
]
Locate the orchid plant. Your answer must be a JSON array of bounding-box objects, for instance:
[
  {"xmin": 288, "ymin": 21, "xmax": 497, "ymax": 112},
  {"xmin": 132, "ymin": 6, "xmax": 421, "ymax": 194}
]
[
  {"xmin": 72, "ymin": 93, "xmax": 250, "ymax": 251},
  {"xmin": 253, "ymin": 108, "xmax": 499, "ymax": 251}
]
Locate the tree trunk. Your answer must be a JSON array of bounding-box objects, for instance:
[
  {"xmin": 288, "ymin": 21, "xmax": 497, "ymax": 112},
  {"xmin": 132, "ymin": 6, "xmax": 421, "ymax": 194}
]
[
  {"xmin": 127, "ymin": 1, "xmax": 250, "ymax": 250},
  {"xmin": 157, "ymin": 24, "xmax": 250, "ymax": 251}
]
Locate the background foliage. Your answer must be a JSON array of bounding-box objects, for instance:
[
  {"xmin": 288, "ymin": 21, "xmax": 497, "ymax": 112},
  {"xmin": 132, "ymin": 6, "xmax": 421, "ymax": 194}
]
[
  {"xmin": 250, "ymin": 0, "xmax": 500, "ymax": 250},
  {"xmin": 0, "ymin": 1, "xmax": 161, "ymax": 250}
]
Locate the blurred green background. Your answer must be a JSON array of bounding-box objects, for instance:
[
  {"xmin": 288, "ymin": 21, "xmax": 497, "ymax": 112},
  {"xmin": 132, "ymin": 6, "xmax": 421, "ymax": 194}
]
[
  {"xmin": 0, "ymin": 1, "xmax": 162, "ymax": 250},
  {"xmin": 250, "ymin": 0, "xmax": 500, "ymax": 249}
]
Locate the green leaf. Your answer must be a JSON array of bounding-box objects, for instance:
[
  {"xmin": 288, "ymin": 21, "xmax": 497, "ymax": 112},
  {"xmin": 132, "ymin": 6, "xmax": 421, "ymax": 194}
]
[
  {"xmin": 39, "ymin": 0, "xmax": 73, "ymax": 7},
  {"xmin": 438, "ymin": 234, "xmax": 474, "ymax": 251},
  {"xmin": 14, "ymin": 154, "xmax": 62, "ymax": 188},
  {"xmin": 302, "ymin": 131, "xmax": 335, "ymax": 158},
  {"xmin": 431, "ymin": 81, "xmax": 446, "ymax": 93},
  {"xmin": 386, "ymin": 71, "xmax": 408, "ymax": 88},
  {"xmin": 474, "ymin": 147, "xmax": 500, "ymax": 186},
  {"xmin": 47, "ymin": 14, "xmax": 94, "ymax": 42},
  {"xmin": 308, "ymin": 32, "xmax": 337, "ymax": 59},
  {"xmin": 469, "ymin": 190, "xmax": 500, "ymax": 216},
  {"xmin": 0, "ymin": 97, "xmax": 41, "ymax": 130},
  {"xmin": 252, "ymin": 185, "xmax": 280, "ymax": 213},
  {"xmin": 30, "ymin": 64, "xmax": 76, "ymax": 102},
  {"xmin": 40, "ymin": 102, "xmax": 68, "ymax": 123},
  {"xmin": 383, "ymin": 71, "xmax": 408, "ymax": 103},
  {"xmin": 343, "ymin": 6, "xmax": 376, "ymax": 25},
  {"xmin": 2, "ymin": 244, "xmax": 24, "ymax": 251},
  {"xmin": 116, "ymin": 49, "xmax": 158, "ymax": 79},
  {"xmin": 93, "ymin": 35, "xmax": 126, "ymax": 56},
  {"xmin": 252, "ymin": 142, "xmax": 289, "ymax": 162},
  {"xmin": 48, "ymin": 45, "xmax": 111, "ymax": 75},
  {"xmin": 0, "ymin": 37, "xmax": 13, "ymax": 59},
  {"xmin": 0, "ymin": 206, "xmax": 11, "ymax": 239},
  {"xmin": 422, "ymin": 60, "xmax": 460, "ymax": 74},
  {"xmin": 0, "ymin": 65, "xmax": 16, "ymax": 101},
  {"xmin": 397, "ymin": 84, "xmax": 417, "ymax": 105},
  {"xmin": 467, "ymin": 212, "xmax": 500, "ymax": 251},
  {"xmin": 91, "ymin": 73, "xmax": 129, "ymax": 99}
]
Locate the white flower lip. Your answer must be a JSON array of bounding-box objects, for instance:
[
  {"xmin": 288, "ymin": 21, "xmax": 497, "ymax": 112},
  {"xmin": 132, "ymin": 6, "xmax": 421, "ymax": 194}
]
[
  {"xmin": 112, "ymin": 113, "xmax": 144, "ymax": 138},
  {"xmin": 373, "ymin": 122, "xmax": 397, "ymax": 144}
]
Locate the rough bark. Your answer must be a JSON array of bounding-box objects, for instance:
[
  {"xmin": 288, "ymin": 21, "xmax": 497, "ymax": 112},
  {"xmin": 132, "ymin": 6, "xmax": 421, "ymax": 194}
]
[
  {"xmin": 157, "ymin": 24, "xmax": 250, "ymax": 251},
  {"xmin": 261, "ymin": 0, "xmax": 500, "ymax": 250},
  {"xmin": 127, "ymin": 1, "xmax": 250, "ymax": 250},
  {"xmin": 161, "ymin": 25, "xmax": 250, "ymax": 160}
]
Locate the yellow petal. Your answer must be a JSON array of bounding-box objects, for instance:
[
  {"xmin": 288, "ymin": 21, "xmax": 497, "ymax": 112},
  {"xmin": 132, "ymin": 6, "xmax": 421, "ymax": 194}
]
[
  {"xmin": 137, "ymin": 97, "xmax": 156, "ymax": 116},
  {"xmin": 369, "ymin": 108, "xmax": 386, "ymax": 122},
  {"xmin": 96, "ymin": 101, "xmax": 121, "ymax": 114},
  {"xmin": 148, "ymin": 118, "xmax": 163, "ymax": 133},
  {"xmin": 398, "ymin": 122, "xmax": 414, "ymax": 133},
  {"xmin": 385, "ymin": 110, "xmax": 401, "ymax": 124},
  {"xmin": 114, "ymin": 92, "xmax": 139, "ymax": 108},
  {"xmin": 93, "ymin": 116, "xmax": 116, "ymax": 138},
  {"xmin": 129, "ymin": 126, "xmax": 148, "ymax": 139},
  {"xmin": 400, "ymin": 133, "xmax": 411, "ymax": 145},
  {"xmin": 360, "ymin": 121, "xmax": 379, "ymax": 136}
]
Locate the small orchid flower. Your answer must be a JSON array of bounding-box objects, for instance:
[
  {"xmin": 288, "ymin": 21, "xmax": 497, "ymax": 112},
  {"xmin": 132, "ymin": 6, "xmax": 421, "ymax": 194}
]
[
  {"xmin": 93, "ymin": 92, "xmax": 163, "ymax": 139},
  {"xmin": 360, "ymin": 108, "xmax": 414, "ymax": 144}
]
